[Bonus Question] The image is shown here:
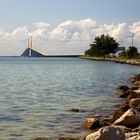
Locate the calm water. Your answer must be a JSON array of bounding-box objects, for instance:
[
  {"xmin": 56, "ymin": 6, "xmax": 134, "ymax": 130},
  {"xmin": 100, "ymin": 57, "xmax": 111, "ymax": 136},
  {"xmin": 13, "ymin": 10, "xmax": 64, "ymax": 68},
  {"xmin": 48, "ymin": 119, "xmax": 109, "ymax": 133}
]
[{"xmin": 0, "ymin": 57, "xmax": 139, "ymax": 140}]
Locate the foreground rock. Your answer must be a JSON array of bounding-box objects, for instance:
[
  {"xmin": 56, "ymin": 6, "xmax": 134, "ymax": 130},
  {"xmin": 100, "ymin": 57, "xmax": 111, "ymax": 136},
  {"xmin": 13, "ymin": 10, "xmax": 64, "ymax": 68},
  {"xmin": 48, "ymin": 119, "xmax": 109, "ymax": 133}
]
[
  {"xmin": 111, "ymin": 125, "xmax": 131, "ymax": 133},
  {"xmin": 127, "ymin": 90, "xmax": 140, "ymax": 100},
  {"xmin": 117, "ymin": 86, "xmax": 129, "ymax": 93},
  {"xmin": 113, "ymin": 108, "xmax": 140, "ymax": 127},
  {"xmin": 133, "ymin": 89, "xmax": 140, "ymax": 94},
  {"xmin": 112, "ymin": 105, "xmax": 129, "ymax": 122},
  {"xmin": 128, "ymin": 98, "xmax": 140, "ymax": 111},
  {"xmin": 119, "ymin": 91, "xmax": 130, "ymax": 98},
  {"xmin": 134, "ymin": 81, "xmax": 140, "ymax": 87},
  {"xmin": 125, "ymin": 132, "xmax": 140, "ymax": 140},
  {"xmin": 132, "ymin": 74, "xmax": 140, "ymax": 82},
  {"xmin": 117, "ymin": 86, "xmax": 130, "ymax": 98},
  {"xmin": 86, "ymin": 126, "xmax": 125, "ymax": 140},
  {"xmin": 84, "ymin": 117, "xmax": 100, "ymax": 129}
]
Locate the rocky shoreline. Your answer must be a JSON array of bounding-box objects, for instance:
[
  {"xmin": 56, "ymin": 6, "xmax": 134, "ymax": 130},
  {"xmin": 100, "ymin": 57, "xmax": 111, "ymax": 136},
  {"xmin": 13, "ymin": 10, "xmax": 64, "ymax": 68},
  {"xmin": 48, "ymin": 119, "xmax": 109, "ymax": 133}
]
[
  {"xmin": 32, "ymin": 73, "xmax": 140, "ymax": 140},
  {"xmin": 84, "ymin": 73, "xmax": 140, "ymax": 140}
]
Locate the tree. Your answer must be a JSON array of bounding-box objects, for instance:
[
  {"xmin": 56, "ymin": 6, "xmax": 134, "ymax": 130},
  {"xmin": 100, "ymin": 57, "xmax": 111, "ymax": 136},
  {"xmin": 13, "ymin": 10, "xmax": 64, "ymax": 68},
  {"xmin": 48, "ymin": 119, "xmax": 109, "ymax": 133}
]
[
  {"xmin": 127, "ymin": 46, "xmax": 138, "ymax": 58},
  {"xmin": 119, "ymin": 51, "xmax": 127, "ymax": 58},
  {"xmin": 85, "ymin": 34, "xmax": 119, "ymax": 58}
]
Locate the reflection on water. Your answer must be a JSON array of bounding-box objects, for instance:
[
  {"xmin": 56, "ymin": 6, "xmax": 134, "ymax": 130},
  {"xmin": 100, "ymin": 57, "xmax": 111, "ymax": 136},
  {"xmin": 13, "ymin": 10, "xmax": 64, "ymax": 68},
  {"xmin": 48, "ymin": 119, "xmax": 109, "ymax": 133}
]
[{"xmin": 0, "ymin": 57, "xmax": 139, "ymax": 139}]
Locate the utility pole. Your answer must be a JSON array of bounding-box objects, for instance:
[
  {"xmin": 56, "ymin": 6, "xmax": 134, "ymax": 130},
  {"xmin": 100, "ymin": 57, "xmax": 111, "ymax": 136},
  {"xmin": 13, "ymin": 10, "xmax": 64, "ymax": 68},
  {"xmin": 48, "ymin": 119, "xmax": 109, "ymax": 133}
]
[
  {"xmin": 120, "ymin": 38, "xmax": 123, "ymax": 46},
  {"xmin": 131, "ymin": 33, "xmax": 134, "ymax": 47}
]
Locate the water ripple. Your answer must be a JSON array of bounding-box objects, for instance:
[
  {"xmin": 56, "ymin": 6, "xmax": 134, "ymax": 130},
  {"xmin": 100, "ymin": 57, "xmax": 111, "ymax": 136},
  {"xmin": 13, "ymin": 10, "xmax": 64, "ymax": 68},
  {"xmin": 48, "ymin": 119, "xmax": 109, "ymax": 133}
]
[{"xmin": 0, "ymin": 57, "xmax": 139, "ymax": 139}]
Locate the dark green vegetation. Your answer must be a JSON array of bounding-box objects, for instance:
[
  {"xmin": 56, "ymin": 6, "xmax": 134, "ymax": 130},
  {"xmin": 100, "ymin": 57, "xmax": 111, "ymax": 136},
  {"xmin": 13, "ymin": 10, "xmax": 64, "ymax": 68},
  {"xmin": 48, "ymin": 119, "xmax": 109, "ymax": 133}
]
[
  {"xmin": 85, "ymin": 34, "xmax": 119, "ymax": 58},
  {"xmin": 85, "ymin": 34, "xmax": 140, "ymax": 60},
  {"xmin": 119, "ymin": 46, "xmax": 139, "ymax": 59}
]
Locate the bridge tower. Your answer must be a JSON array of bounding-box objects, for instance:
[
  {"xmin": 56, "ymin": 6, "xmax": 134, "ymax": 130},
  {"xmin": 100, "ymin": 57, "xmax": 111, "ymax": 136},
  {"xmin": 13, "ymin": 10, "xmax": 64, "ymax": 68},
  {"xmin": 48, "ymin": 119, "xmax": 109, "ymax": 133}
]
[{"xmin": 28, "ymin": 36, "xmax": 32, "ymax": 57}]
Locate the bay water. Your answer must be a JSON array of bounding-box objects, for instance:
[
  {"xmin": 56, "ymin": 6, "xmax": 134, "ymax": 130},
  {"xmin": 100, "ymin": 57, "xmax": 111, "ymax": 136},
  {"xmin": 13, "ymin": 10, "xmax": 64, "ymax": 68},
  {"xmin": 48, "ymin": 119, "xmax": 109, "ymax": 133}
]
[{"xmin": 0, "ymin": 57, "xmax": 139, "ymax": 140}]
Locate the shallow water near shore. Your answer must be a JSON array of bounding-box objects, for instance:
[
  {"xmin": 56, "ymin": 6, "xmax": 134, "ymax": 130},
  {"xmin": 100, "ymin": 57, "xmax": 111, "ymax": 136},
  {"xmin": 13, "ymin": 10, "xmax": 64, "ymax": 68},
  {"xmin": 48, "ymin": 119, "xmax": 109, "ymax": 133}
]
[{"xmin": 0, "ymin": 57, "xmax": 140, "ymax": 140}]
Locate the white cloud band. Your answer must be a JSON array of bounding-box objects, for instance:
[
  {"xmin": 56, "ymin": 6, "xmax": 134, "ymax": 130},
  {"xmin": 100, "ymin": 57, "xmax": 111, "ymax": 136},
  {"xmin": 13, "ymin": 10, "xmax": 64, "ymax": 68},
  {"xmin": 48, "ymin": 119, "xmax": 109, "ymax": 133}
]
[{"xmin": 0, "ymin": 19, "xmax": 140, "ymax": 55}]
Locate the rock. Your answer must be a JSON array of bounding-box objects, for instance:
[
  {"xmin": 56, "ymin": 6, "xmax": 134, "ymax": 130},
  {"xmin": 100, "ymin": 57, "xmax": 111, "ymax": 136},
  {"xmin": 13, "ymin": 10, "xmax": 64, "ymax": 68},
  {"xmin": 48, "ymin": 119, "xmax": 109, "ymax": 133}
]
[
  {"xmin": 131, "ymin": 127, "xmax": 140, "ymax": 132},
  {"xmin": 131, "ymin": 74, "xmax": 140, "ymax": 83},
  {"xmin": 125, "ymin": 132, "xmax": 140, "ymax": 140},
  {"xmin": 134, "ymin": 74, "xmax": 140, "ymax": 81},
  {"xmin": 134, "ymin": 81, "xmax": 140, "ymax": 87},
  {"xmin": 113, "ymin": 108, "xmax": 140, "ymax": 127},
  {"xmin": 58, "ymin": 137, "xmax": 79, "ymax": 140},
  {"xmin": 119, "ymin": 90, "xmax": 130, "ymax": 98},
  {"xmin": 128, "ymin": 98, "xmax": 140, "ymax": 111},
  {"xmin": 69, "ymin": 108, "xmax": 80, "ymax": 112},
  {"xmin": 112, "ymin": 105, "xmax": 129, "ymax": 122},
  {"xmin": 112, "ymin": 125, "xmax": 131, "ymax": 133},
  {"xmin": 131, "ymin": 86, "xmax": 139, "ymax": 90},
  {"xmin": 100, "ymin": 119, "xmax": 112, "ymax": 127},
  {"xmin": 133, "ymin": 89, "xmax": 140, "ymax": 94},
  {"xmin": 128, "ymin": 90, "xmax": 140, "ymax": 100},
  {"xmin": 31, "ymin": 138, "xmax": 48, "ymax": 140},
  {"xmin": 83, "ymin": 117, "xmax": 101, "ymax": 129},
  {"xmin": 92, "ymin": 113, "xmax": 101, "ymax": 118},
  {"xmin": 117, "ymin": 86, "xmax": 129, "ymax": 93},
  {"xmin": 117, "ymin": 86, "xmax": 131, "ymax": 98},
  {"xmin": 127, "ymin": 136, "xmax": 139, "ymax": 140},
  {"xmin": 85, "ymin": 126, "xmax": 125, "ymax": 140}
]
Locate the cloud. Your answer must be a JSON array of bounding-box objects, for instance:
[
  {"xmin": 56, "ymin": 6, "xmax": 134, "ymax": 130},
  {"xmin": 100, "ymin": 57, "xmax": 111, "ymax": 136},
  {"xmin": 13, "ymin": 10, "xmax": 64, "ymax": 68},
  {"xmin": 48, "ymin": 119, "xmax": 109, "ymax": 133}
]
[
  {"xmin": 129, "ymin": 21, "xmax": 140, "ymax": 47},
  {"xmin": 130, "ymin": 21, "xmax": 140, "ymax": 35},
  {"xmin": 48, "ymin": 18, "xmax": 97, "ymax": 42},
  {"xmin": 29, "ymin": 22, "xmax": 50, "ymax": 38},
  {"xmin": 0, "ymin": 27, "xmax": 4, "ymax": 36},
  {"xmin": 0, "ymin": 19, "xmax": 140, "ymax": 55},
  {"xmin": 12, "ymin": 26, "xmax": 28, "ymax": 40},
  {"xmin": 34, "ymin": 22, "xmax": 50, "ymax": 29}
]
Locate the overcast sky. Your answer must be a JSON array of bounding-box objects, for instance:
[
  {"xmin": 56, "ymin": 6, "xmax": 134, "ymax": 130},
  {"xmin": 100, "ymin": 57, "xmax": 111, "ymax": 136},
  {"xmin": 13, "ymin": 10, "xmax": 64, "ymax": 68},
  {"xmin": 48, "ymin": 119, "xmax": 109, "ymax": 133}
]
[{"xmin": 0, "ymin": 0, "xmax": 140, "ymax": 55}]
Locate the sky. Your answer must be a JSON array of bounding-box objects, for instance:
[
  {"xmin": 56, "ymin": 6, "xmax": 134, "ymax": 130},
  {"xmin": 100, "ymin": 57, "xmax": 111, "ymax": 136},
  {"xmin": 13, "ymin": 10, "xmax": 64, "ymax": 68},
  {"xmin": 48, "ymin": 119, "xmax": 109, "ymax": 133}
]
[{"xmin": 0, "ymin": 0, "xmax": 140, "ymax": 55}]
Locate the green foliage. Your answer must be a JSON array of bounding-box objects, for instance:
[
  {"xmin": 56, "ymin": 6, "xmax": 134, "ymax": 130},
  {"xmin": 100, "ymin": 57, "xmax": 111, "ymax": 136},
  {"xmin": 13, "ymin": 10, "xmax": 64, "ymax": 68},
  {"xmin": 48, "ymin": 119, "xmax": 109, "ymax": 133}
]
[
  {"xmin": 85, "ymin": 34, "xmax": 119, "ymax": 57},
  {"xmin": 135, "ymin": 54, "xmax": 140, "ymax": 58},
  {"xmin": 118, "ymin": 46, "xmax": 139, "ymax": 59},
  {"xmin": 119, "ymin": 51, "xmax": 127, "ymax": 58},
  {"xmin": 127, "ymin": 46, "xmax": 138, "ymax": 58}
]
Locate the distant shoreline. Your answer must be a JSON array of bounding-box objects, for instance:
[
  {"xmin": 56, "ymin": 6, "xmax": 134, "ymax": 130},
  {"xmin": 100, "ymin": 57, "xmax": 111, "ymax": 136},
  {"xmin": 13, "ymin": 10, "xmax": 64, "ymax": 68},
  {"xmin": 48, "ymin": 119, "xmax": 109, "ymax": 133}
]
[
  {"xmin": 80, "ymin": 56, "xmax": 140, "ymax": 66},
  {"xmin": 0, "ymin": 55, "xmax": 81, "ymax": 58}
]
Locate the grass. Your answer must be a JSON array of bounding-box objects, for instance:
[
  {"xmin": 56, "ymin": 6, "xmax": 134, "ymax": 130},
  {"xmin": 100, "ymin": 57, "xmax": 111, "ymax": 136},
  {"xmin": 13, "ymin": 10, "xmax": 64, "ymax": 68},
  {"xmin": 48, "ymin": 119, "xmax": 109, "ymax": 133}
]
[{"xmin": 80, "ymin": 55, "xmax": 140, "ymax": 65}]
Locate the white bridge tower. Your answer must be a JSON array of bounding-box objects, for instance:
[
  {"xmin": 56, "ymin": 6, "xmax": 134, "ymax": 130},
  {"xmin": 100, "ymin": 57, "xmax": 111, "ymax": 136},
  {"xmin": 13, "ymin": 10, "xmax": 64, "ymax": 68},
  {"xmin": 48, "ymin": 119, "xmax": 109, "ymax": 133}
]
[{"xmin": 28, "ymin": 36, "xmax": 32, "ymax": 57}]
